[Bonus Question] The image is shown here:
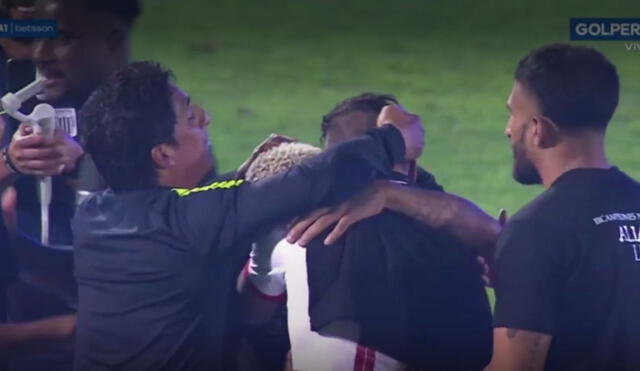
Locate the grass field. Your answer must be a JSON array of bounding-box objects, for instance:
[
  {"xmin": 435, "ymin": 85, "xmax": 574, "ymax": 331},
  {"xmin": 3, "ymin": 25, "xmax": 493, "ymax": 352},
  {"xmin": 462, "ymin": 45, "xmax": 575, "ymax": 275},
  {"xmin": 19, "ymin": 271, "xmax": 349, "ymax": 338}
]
[{"xmin": 134, "ymin": 0, "xmax": 640, "ymax": 216}]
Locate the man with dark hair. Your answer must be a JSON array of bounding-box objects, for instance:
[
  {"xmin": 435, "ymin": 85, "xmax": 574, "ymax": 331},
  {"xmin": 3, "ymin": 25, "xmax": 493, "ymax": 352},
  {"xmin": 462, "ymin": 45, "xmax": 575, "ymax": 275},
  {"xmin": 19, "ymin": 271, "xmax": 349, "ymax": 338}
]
[
  {"xmin": 289, "ymin": 92, "xmax": 499, "ymax": 258},
  {"xmin": 2, "ymin": 0, "xmax": 141, "ymax": 233},
  {"xmin": 480, "ymin": 44, "xmax": 640, "ymax": 370},
  {"xmin": 320, "ymin": 92, "xmax": 441, "ymax": 188},
  {"xmin": 33, "ymin": 0, "xmax": 140, "ymax": 108},
  {"xmin": 73, "ymin": 61, "xmax": 424, "ymax": 371},
  {"xmin": 243, "ymin": 92, "xmax": 497, "ymax": 371},
  {"xmin": 321, "ymin": 93, "xmax": 398, "ymax": 142},
  {"xmin": 0, "ymin": 0, "xmax": 140, "ymax": 369}
]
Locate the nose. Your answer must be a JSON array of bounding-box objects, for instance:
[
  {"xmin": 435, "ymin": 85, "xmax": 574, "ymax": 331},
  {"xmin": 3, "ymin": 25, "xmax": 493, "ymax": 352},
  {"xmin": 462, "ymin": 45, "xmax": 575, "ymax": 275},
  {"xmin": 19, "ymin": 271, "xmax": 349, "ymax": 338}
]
[
  {"xmin": 199, "ymin": 107, "xmax": 211, "ymax": 129},
  {"xmin": 504, "ymin": 123, "xmax": 511, "ymax": 139},
  {"xmin": 33, "ymin": 38, "xmax": 55, "ymax": 67}
]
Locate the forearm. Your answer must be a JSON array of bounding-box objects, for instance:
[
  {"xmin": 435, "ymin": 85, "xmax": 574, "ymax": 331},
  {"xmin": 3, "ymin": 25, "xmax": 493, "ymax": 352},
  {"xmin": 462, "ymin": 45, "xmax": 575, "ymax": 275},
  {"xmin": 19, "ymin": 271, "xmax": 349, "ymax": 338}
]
[
  {"xmin": 485, "ymin": 328, "xmax": 551, "ymax": 371},
  {"xmin": 237, "ymin": 125, "xmax": 405, "ymax": 236},
  {"xmin": 295, "ymin": 124, "xmax": 405, "ymax": 207},
  {"xmin": 0, "ymin": 316, "xmax": 74, "ymax": 355},
  {"xmin": 384, "ymin": 183, "xmax": 501, "ymax": 257}
]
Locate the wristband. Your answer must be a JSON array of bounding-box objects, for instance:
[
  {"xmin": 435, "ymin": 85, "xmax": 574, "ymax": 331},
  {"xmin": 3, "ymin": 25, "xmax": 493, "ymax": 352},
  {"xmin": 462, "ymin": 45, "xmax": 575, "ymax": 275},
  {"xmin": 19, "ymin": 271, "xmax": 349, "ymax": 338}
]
[{"xmin": 2, "ymin": 146, "xmax": 22, "ymax": 175}]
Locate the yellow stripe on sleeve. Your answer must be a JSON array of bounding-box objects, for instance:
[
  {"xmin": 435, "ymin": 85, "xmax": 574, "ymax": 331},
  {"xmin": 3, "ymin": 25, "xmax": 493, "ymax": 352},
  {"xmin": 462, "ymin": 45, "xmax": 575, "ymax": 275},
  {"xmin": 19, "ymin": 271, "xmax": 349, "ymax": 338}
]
[{"xmin": 173, "ymin": 179, "xmax": 245, "ymax": 197}]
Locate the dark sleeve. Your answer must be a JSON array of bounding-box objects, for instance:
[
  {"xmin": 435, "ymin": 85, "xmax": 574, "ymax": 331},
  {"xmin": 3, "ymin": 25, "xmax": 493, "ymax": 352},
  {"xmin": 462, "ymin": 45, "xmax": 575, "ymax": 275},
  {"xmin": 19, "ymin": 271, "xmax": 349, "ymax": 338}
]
[
  {"xmin": 1, "ymin": 116, "xmax": 18, "ymax": 147},
  {"xmin": 415, "ymin": 167, "xmax": 444, "ymax": 192},
  {"xmin": 10, "ymin": 233, "xmax": 76, "ymax": 305},
  {"xmin": 0, "ymin": 218, "xmax": 16, "ymax": 289},
  {"xmin": 493, "ymin": 218, "xmax": 569, "ymax": 335},
  {"xmin": 173, "ymin": 125, "xmax": 405, "ymax": 256},
  {"xmin": 69, "ymin": 155, "xmax": 107, "ymax": 192}
]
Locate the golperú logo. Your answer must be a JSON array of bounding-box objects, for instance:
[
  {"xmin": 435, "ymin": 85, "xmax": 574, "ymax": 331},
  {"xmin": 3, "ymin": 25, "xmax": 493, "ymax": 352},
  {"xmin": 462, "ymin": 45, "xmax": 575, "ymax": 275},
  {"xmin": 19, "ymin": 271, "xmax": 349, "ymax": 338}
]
[{"xmin": 570, "ymin": 18, "xmax": 640, "ymax": 41}]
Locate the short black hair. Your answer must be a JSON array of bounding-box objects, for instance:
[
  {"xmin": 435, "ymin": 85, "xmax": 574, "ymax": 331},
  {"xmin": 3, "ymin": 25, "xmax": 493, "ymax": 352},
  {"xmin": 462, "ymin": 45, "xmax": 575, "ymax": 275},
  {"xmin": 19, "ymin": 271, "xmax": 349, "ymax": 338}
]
[
  {"xmin": 80, "ymin": 61, "xmax": 177, "ymax": 192},
  {"xmin": 515, "ymin": 43, "xmax": 619, "ymax": 131},
  {"xmin": 53, "ymin": 0, "xmax": 141, "ymax": 26},
  {"xmin": 321, "ymin": 92, "xmax": 398, "ymax": 141}
]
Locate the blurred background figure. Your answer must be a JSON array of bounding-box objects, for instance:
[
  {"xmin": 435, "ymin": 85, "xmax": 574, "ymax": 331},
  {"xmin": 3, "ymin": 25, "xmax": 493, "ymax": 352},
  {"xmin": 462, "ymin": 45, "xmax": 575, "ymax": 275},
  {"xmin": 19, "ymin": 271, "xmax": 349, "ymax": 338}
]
[
  {"xmin": 0, "ymin": 1, "xmax": 140, "ymax": 370},
  {"xmin": 0, "ymin": 1, "xmax": 43, "ymax": 369},
  {"xmin": 0, "ymin": 0, "xmax": 43, "ymax": 64}
]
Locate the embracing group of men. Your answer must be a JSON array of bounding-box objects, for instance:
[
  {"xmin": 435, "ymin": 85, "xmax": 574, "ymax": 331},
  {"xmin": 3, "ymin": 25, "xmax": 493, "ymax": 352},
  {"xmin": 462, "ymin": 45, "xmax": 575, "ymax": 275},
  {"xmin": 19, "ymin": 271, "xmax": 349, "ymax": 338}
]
[{"xmin": 0, "ymin": 1, "xmax": 638, "ymax": 371}]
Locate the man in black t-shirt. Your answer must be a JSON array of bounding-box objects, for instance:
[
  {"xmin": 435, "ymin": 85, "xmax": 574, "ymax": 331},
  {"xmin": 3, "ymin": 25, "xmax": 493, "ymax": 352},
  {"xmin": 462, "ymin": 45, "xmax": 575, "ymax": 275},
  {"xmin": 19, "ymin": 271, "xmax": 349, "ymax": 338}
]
[
  {"xmin": 285, "ymin": 44, "xmax": 640, "ymax": 371},
  {"xmin": 485, "ymin": 44, "xmax": 640, "ymax": 370}
]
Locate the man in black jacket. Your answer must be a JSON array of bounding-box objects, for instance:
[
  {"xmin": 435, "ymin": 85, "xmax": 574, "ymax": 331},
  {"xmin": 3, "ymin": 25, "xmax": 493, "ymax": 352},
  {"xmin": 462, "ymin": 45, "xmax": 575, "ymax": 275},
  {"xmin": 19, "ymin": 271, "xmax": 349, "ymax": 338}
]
[{"xmin": 72, "ymin": 61, "xmax": 424, "ymax": 371}]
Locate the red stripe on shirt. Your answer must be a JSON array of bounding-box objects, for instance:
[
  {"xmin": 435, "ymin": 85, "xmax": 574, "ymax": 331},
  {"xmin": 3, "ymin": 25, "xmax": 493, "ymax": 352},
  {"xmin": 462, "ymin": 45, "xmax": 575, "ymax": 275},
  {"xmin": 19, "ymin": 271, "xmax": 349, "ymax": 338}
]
[
  {"xmin": 365, "ymin": 347, "xmax": 376, "ymax": 371},
  {"xmin": 354, "ymin": 345, "xmax": 376, "ymax": 371}
]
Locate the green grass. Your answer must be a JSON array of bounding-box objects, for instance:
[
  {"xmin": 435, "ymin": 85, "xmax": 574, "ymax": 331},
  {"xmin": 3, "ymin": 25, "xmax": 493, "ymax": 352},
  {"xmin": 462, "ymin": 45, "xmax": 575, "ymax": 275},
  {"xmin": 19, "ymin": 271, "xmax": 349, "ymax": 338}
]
[{"xmin": 134, "ymin": 0, "xmax": 640, "ymax": 216}]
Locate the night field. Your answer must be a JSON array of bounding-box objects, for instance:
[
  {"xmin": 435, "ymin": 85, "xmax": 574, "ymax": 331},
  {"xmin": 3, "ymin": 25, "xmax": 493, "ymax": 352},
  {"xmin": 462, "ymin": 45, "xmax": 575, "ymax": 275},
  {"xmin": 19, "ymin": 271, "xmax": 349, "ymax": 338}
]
[{"xmin": 134, "ymin": 0, "xmax": 640, "ymax": 216}]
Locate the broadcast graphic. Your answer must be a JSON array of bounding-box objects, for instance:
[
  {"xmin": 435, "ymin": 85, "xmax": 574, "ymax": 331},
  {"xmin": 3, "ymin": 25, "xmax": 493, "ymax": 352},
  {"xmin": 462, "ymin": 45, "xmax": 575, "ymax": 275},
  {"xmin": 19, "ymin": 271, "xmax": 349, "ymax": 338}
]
[{"xmin": 571, "ymin": 18, "xmax": 640, "ymax": 51}]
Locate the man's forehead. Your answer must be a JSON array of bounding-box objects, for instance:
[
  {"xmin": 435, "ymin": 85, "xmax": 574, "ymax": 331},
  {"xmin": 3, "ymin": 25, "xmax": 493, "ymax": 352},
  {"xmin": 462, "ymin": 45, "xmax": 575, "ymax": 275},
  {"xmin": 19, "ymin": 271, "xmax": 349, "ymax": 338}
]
[
  {"xmin": 510, "ymin": 80, "xmax": 540, "ymax": 111},
  {"xmin": 170, "ymin": 85, "xmax": 191, "ymax": 107},
  {"xmin": 508, "ymin": 81, "xmax": 527, "ymax": 107},
  {"xmin": 45, "ymin": 0, "xmax": 103, "ymax": 28}
]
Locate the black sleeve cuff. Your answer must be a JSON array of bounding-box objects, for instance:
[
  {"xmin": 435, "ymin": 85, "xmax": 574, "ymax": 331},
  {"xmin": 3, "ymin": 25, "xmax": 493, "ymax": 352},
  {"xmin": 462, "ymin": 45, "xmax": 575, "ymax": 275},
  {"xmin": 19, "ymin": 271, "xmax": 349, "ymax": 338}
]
[
  {"xmin": 493, "ymin": 318, "xmax": 554, "ymax": 336},
  {"xmin": 367, "ymin": 124, "xmax": 405, "ymax": 165}
]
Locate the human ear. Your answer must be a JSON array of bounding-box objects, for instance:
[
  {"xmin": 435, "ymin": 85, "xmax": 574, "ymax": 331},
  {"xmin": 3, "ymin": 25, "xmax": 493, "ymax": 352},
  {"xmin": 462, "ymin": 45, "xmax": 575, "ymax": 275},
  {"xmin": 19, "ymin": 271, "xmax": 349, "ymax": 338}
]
[{"xmin": 151, "ymin": 143, "xmax": 176, "ymax": 169}]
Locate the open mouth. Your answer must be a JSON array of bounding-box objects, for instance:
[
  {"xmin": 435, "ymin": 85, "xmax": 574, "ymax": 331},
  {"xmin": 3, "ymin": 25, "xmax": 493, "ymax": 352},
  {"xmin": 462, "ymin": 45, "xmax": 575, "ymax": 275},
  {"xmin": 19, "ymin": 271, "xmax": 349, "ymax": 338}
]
[
  {"xmin": 39, "ymin": 70, "xmax": 65, "ymax": 88},
  {"xmin": 43, "ymin": 77, "xmax": 62, "ymax": 85}
]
